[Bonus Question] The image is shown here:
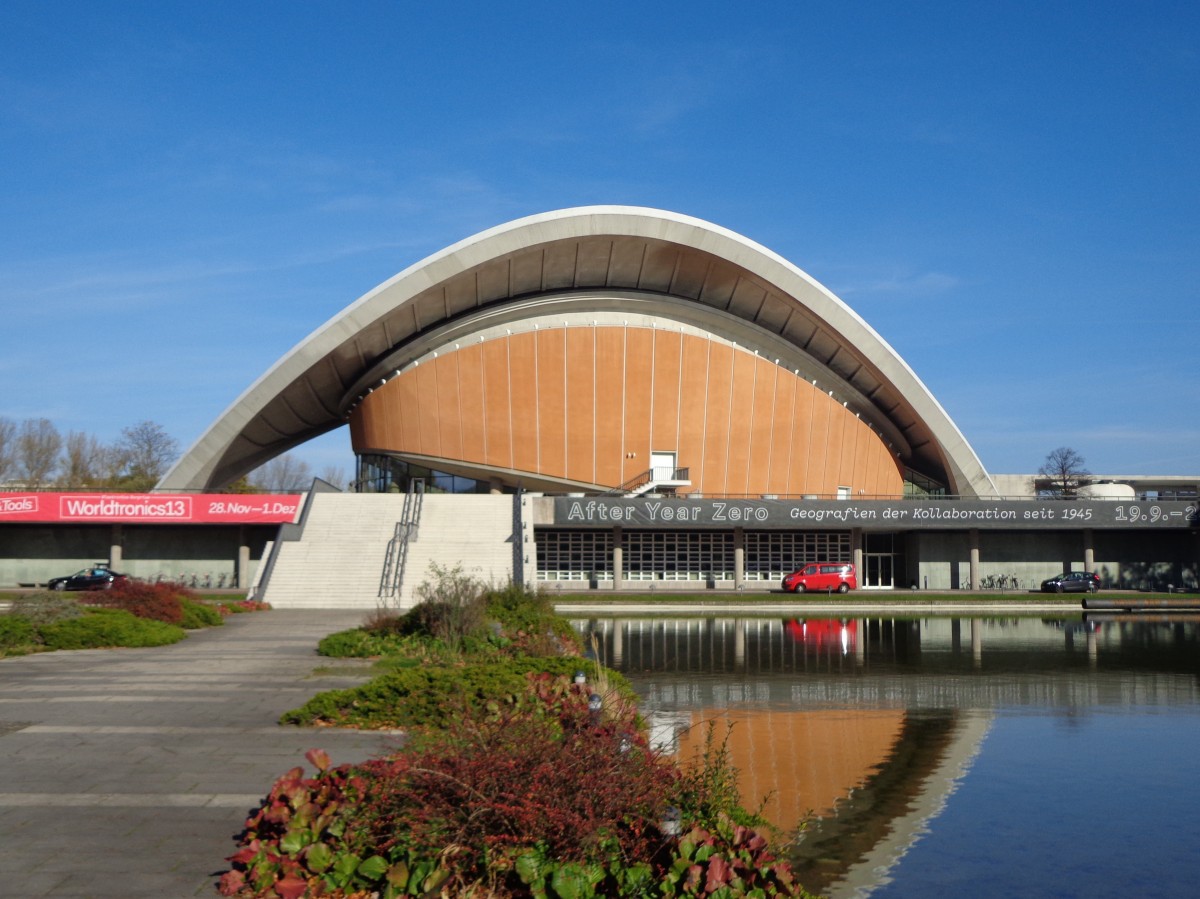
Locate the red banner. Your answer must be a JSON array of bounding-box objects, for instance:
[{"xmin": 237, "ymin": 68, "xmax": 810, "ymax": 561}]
[{"xmin": 0, "ymin": 493, "xmax": 303, "ymax": 524}]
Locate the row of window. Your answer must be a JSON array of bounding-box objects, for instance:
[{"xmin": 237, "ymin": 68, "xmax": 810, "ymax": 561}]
[{"xmin": 536, "ymin": 529, "xmax": 852, "ymax": 581}]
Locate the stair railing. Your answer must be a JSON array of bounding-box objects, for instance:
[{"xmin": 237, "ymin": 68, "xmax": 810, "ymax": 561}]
[{"xmin": 378, "ymin": 479, "xmax": 425, "ymax": 603}]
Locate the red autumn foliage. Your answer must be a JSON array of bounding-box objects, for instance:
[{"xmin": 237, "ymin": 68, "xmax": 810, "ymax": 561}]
[
  {"xmin": 347, "ymin": 676, "xmax": 677, "ymax": 886},
  {"xmin": 89, "ymin": 579, "xmax": 190, "ymax": 624}
]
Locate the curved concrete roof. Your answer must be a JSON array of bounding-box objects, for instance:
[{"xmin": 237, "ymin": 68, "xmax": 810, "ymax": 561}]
[{"xmin": 158, "ymin": 206, "xmax": 997, "ymax": 496}]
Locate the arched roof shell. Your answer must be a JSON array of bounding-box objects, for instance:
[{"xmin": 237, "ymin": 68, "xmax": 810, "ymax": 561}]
[{"xmin": 158, "ymin": 206, "xmax": 996, "ymax": 496}]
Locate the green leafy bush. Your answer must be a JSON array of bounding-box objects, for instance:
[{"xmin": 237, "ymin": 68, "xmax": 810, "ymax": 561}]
[
  {"xmin": 215, "ymin": 599, "xmax": 272, "ymax": 615},
  {"xmin": 485, "ymin": 580, "xmax": 581, "ymax": 655},
  {"xmin": 218, "ymin": 748, "xmax": 381, "ymax": 899},
  {"xmin": 659, "ymin": 815, "xmax": 802, "ymax": 897},
  {"xmin": 317, "ymin": 626, "xmax": 408, "ymax": 659},
  {"xmin": 180, "ymin": 598, "xmax": 225, "ymax": 629},
  {"xmin": 38, "ymin": 608, "xmax": 186, "ymax": 650},
  {"xmin": 281, "ymin": 655, "xmax": 630, "ymax": 730},
  {"xmin": 0, "ymin": 615, "xmax": 36, "ymax": 652}
]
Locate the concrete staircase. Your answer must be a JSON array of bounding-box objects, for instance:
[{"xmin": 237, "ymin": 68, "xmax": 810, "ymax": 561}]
[{"xmin": 261, "ymin": 493, "xmax": 515, "ymax": 609}]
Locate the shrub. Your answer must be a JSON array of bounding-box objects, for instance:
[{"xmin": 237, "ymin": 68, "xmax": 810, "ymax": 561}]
[
  {"xmin": 659, "ymin": 815, "xmax": 801, "ymax": 897},
  {"xmin": 217, "ymin": 599, "xmax": 272, "ymax": 615},
  {"xmin": 38, "ymin": 608, "xmax": 186, "ymax": 650},
  {"xmin": 180, "ymin": 598, "xmax": 225, "ymax": 629},
  {"xmin": 281, "ymin": 656, "xmax": 631, "ymax": 731},
  {"xmin": 674, "ymin": 722, "xmax": 766, "ymax": 830},
  {"xmin": 486, "ymin": 581, "xmax": 582, "ymax": 656},
  {"xmin": 218, "ymin": 748, "xmax": 380, "ymax": 899},
  {"xmin": 405, "ymin": 563, "xmax": 490, "ymax": 651},
  {"xmin": 228, "ymin": 678, "xmax": 804, "ymax": 898},
  {"xmin": 8, "ymin": 592, "xmax": 84, "ymax": 626},
  {"xmin": 317, "ymin": 627, "xmax": 430, "ymax": 659},
  {"xmin": 345, "ymin": 582, "xmax": 580, "ymax": 661},
  {"xmin": 347, "ymin": 682, "xmax": 677, "ymax": 895},
  {"xmin": 90, "ymin": 580, "xmax": 185, "ymax": 625},
  {"xmin": 0, "ymin": 615, "xmax": 36, "ymax": 652}
]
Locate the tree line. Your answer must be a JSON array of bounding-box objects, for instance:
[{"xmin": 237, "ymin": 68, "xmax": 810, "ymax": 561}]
[{"xmin": 0, "ymin": 417, "xmax": 345, "ymax": 492}]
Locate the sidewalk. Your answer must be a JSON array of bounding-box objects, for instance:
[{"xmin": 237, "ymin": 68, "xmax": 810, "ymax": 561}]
[{"xmin": 0, "ymin": 610, "xmax": 402, "ymax": 898}]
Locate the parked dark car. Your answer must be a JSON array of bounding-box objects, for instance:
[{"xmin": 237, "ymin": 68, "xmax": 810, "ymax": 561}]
[
  {"xmin": 47, "ymin": 567, "xmax": 130, "ymax": 591},
  {"xmin": 1040, "ymin": 571, "xmax": 1100, "ymax": 593}
]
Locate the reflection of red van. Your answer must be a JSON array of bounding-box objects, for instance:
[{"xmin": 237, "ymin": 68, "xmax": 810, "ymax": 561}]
[
  {"xmin": 785, "ymin": 618, "xmax": 858, "ymax": 652},
  {"xmin": 781, "ymin": 562, "xmax": 857, "ymax": 594}
]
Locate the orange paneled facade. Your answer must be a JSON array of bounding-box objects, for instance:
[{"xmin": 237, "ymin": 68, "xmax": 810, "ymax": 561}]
[{"xmin": 349, "ymin": 326, "xmax": 904, "ymax": 497}]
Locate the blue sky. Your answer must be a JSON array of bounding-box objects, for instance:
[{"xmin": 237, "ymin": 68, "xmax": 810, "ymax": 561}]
[{"xmin": 2, "ymin": 1, "xmax": 1197, "ymax": 479}]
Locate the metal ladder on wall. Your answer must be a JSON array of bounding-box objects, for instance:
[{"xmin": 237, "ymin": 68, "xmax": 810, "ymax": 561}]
[{"xmin": 378, "ymin": 480, "xmax": 425, "ymax": 602}]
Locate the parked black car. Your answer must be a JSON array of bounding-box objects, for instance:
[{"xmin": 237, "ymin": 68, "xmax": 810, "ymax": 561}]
[
  {"xmin": 46, "ymin": 567, "xmax": 129, "ymax": 591},
  {"xmin": 1040, "ymin": 571, "xmax": 1100, "ymax": 593}
]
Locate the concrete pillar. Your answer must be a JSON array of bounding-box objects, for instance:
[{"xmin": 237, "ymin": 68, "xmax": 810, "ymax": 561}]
[
  {"xmin": 611, "ymin": 619, "xmax": 624, "ymax": 666},
  {"xmin": 733, "ymin": 528, "xmax": 745, "ymax": 589},
  {"xmin": 489, "ymin": 478, "xmax": 503, "ymax": 495},
  {"xmin": 237, "ymin": 528, "xmax": 251, "ymax": 590},
  {"xmin": 852, "ymin": 527, "xmax": 863, "ymax": 582},
  {"xmin": 969, "ymin": 528, "xmax": 980, "ymax": 590},
  {"xmin": 971, "ymin": 618, "xmax": 983, "ymax": 668},
  {"xmin": 612, "ymin": 526, "xmax": 623, "ymax": 591},
  {"xmin": 109, "ymin": 524, "xmax": 122, "ymax": 568},
  {"xmin": 1083, "ymin": 528, "xmax": 1095, "ymax": 572}
]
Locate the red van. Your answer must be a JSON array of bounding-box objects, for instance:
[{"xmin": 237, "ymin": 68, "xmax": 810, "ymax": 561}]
[{"xmin": 781, "ymin": 562, "xmax": 857, "ymax": 594}]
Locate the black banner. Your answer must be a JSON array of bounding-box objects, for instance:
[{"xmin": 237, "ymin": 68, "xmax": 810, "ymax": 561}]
[{"xmin": 551, "ymin": 497, "xmax": 1199, "ymax": 531}]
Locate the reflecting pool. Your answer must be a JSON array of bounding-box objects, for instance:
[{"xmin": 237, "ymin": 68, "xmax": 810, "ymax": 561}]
[{"xmin": 570, "ymin": 614, "xmax": 1200, "ymax": 898}]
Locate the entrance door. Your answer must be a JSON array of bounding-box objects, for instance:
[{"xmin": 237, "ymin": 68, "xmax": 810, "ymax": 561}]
[
  {"xmin": 863, "ymin": 532, "xmax": 898, "ymax": 589},
  {"xmin": 864, "ymin": 554, "xmax": 894, "ymax": 589},
  {"xmin": 650, "ymin": 451, "xmax": 676, "ymax": 481}
]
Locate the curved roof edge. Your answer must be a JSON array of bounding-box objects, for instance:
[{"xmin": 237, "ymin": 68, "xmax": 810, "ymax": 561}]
[{"xmin": 158, "ymin": 206, "xmax": 997, "ymax": 496}]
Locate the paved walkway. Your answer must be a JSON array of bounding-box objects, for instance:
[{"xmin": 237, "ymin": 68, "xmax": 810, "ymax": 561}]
[{"xmin": 0, "ymin": 610, "xmax": 404, "ymax": 898}]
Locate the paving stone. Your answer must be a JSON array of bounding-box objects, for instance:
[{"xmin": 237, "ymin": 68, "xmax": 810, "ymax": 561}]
[{"xmin": 0, "ymin": 610, "xmax": 395, "ymax": 897}]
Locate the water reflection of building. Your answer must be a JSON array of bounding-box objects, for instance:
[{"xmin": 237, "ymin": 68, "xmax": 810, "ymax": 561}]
[
  {"xmin": 580, "ymin": 615, "xmax": 1200, "ymax": 897},
  {"xmin": 643, "ymin": 698, "xmax": 991, "ymax": 897}
]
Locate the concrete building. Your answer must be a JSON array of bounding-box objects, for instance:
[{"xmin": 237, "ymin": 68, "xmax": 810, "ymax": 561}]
[{"xmin": 3, "ymin": 208, "xmax": 1197, "ymax": 603}]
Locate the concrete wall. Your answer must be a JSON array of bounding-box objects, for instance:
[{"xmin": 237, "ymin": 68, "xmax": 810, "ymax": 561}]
[
  {"xmin": 914, "ymin": 529, "xmax": 1199, "ymax": 591},
  {"xmin": 0, "ymin": 524, "xmax": 275, "ymax": 589}
]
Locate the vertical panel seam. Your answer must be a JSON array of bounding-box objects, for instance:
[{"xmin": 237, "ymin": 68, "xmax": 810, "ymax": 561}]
[
  {"xmin": 592, "ymin": 324, "xmax": 597, "ymax": 485},
  {"xmin": 744, "ymin": 356, "xmax": 757, "ymax": 495},
  {"xmin": 699, "ymin": 338, "xmax": 710, "ymax": 493},
  {"xmin": 675, "ymin": 329, "xmax": 683, "ymax": 470},
  {"xmin": 620, "ymin": 324, "xmax": 628, "ymax": 480},
  {"xmin": 766, "ymin": 364, "xmax": 778, "ymax": 493},
  {"xmin": 722, "ymin": 347, "xmax": 734, "ymax": 497},
  {"xmin": 472, "ymin": 340, "xmax": 482, "ymax": 463},
  {"xmin": 648, "ymin": 326, "xmax": 656, "ymax": 457},
  {"xmin": 533, "ymin": 330, "xmax": 541, "ymax": 474},
  {"xmin": 507, "ymin": 335, "xmax": 515, "ymax": 472}
]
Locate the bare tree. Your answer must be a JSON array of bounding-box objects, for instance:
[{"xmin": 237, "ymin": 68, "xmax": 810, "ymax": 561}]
[
  {"xmin": 0, "ymin": 416, "xmax": 16, "ymax": 483},
  {"xmin": 1038, "ymin": 446, "xmax": 1090, "ymax": 497},
  {"xmin": 113, "ymin": 421, "xmax": 179, "ymax": 491},
  {"xmin": 250, "ymin": 454, "xmax": 313, "ymax": 492},
  {"xmin": 59, "ymin": 431, "xmax": 111, "ymax": 487},
  {"xmin": 319, "ymin": 465, "xmax": 348, "ymax": 491},
  {"xmin": 16, "ymin": 418, "xmax": 63, "ymax": 487}
]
